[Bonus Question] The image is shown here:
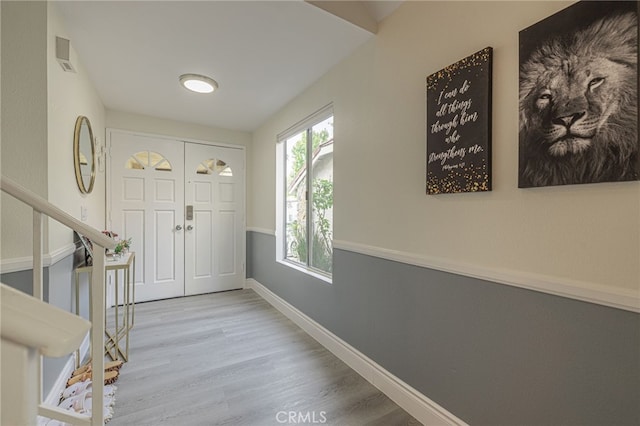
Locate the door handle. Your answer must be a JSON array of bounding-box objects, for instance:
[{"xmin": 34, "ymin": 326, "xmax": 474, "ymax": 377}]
[
  {"xmin": 186, "ymin": 225, "xmax": 194, "ymax": 231},
  {"xmin": 175, "ymin": 225, "xmax": 183, "ymax": 231}
]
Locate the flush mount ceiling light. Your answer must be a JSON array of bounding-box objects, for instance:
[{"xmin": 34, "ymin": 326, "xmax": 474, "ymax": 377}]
[{"xmin": 179, "ymin": 73, "xmax": 219, "ymax": 94}]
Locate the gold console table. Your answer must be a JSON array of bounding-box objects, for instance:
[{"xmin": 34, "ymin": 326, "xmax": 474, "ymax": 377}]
[{"xmin": 74, "ymin": 252, "xmax": 135, "ymax": 362}]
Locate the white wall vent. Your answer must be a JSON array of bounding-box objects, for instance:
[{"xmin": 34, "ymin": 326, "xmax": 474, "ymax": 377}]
[{"xmin": 55, "ymin": 36, "xmax": 76, "ymax": 73}]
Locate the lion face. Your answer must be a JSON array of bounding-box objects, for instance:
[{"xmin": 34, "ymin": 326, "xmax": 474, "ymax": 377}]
[
  {"xmin": 519, "ymin": 11, "xmax": 638, "ymax": 187},
  {"xmin": 524, "ymin": 56, "xmax": 634, "ymax": 157}
]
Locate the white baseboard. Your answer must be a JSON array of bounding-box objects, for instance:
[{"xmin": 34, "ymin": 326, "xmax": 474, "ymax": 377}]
[
  {"xmin": 39, "ymin": 333, "xmax": 89, "ymax": 425},
  {"xmin": 43, "ymin": 332, "xmax": 88, "ymax": 408},
  {"xmin": 78, "ymin": 332, "xmax": 90, "ymax": 366},
  {"xmin": 246, "ymin": 278, "xmax": 466, "ymax": 426},
  {"xmin": 38, "ymin": 351, "xmax": 84, "ymax": 426},
  {"xmin": 43, "ymin": 355, "xmax": 76, "ymax": 407}
]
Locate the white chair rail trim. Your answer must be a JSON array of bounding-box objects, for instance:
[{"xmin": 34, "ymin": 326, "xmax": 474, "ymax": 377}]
[
  {"xmin": 333, "ymin": 239, "xmax": 640, "ymax": 313},
  {"xmin": 246, "ymin": 226, "xmax": 276, "ymax": 236},
  {"xmin": 245, "ymin": 229, "xmax": 639, "ymax": 312},
  {"xmin": 0, "ymin": 243, "xmax": 76, "ymax": 274}
]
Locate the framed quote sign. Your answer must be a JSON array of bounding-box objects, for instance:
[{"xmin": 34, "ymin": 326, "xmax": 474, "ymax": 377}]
[{"xmin": 426, "ymin": 47, "xmax": 493, "ymax": 194}]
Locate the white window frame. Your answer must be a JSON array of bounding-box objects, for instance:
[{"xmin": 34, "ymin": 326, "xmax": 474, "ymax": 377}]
[{"xmin": 276, "ymin": 104, "xmax": 333, "ymax": 283}]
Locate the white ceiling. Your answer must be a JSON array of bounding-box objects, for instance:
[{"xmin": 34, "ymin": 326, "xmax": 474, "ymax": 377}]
[{"xmin": 55, "ymin": 1, "xmax": 402, "ymax": 132}]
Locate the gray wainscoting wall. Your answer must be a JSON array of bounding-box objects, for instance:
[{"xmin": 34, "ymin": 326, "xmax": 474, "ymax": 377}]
[{"xmin": 247, "ymin": 231, "xmax": 640, "ymax": 425}]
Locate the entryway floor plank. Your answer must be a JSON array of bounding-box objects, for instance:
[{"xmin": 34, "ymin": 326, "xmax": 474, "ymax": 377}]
[{"xmin": 109, "ymin": 289, "xmax": 421, "ymax": 425}]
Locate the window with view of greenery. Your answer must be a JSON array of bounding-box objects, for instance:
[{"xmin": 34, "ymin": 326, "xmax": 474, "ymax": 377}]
[{"xmin": 282, "ymin": 114, "xmax": 333, "ymax": 276}]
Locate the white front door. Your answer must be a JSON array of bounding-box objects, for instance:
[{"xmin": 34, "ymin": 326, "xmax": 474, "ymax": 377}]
[
  {"xmin": 110, "ymin": 132, "xmax": 185, "ymax": 302},
  {"xmin": 184, "ymin": 142, "xmax": 245, "ymax": 295},
  {"xmin": 108, "ymin": 131, "xmax": 245, "ymax": 302}
]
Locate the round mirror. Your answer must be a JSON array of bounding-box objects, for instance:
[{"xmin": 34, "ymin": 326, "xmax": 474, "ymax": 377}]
[{"xmin": 73, "ymin": 116, "xmax": 96, "ymax": 194}]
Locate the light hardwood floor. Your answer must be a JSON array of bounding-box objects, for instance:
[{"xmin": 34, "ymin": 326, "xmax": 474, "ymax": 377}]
[{"xmin": 108, "ymin": 289, "xmax": 421, "ymax": 426}]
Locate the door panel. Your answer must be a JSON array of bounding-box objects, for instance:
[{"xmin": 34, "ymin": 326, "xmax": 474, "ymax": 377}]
[
  {"xmin": 218, "ymin": 211, "xmax": 235, "ymax": 275},
  {"xmin": 155, "ymin": 210, "xmax": 176, "ymax": 281},
  {"xmin": 185, "ymin": 143, "xmax": 244, "ymax": 295},
  {"xmin": 194, "ymin": 210, "xmax": 212, "ymax": 278},
  {"xmin": 110, "ymin": 132, "xmax": 185, "ymax": 302},
  {"xmin": 122, "ymin": 210, "xmax": 145, "ymax": 283}
]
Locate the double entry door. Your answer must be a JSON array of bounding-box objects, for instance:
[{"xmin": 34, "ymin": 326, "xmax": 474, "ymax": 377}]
[{"xmin": 109, "ymin": 131, "xmax": 244, "ymax": 302}]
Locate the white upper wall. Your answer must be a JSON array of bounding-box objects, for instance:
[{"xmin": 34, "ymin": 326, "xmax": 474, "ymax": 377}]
[
  {"xmin": 47, "ymin": 3, "xmax": 106, "ymax": 252},
  {"xmin": 105, "ymin": 110, "xmax": 251, "ymax": 149},
  {"xmin": 1, "ymin": 2, "xmax": 108, "ymax": 258},
  {"xmin": 250, "ymin": 1, "xmax": 640, "ymax": 293},
  {"xmin": 1, "ymin": 1, "xmax": 49, "ymax": 258}
]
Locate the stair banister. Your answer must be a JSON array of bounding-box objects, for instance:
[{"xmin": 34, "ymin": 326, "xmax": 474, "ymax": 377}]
[
  {"xmin": 0, "ymin": 177, "xmax": 115, "ymax": 248},
  {"xmin": 1, "ymin": 175, "xmax": 116, "ymax": 426},
  {"xmin": 1, "ymin": 283, "xmax": 92, "ymax": 424}
]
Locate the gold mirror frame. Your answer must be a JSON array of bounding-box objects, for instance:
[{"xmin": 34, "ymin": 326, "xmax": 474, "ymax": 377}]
[{"xmin": 73, "ymin": 116, "xmax": 96, "ymax": 194}]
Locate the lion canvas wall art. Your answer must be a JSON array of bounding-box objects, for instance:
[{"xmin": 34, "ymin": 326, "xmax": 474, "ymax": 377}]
[{"xmin": 518, "ymin": 1, "xmax": 639, "ymax": 188}]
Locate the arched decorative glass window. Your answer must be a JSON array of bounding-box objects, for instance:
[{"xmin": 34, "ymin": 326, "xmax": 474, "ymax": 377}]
[
  {"xmin": 125, "ymin": 151, "xmax": 172, "ymax": 171},
  {"xmin": 196, "ymin": 158, "xmax": 232, "ymax": 176}
]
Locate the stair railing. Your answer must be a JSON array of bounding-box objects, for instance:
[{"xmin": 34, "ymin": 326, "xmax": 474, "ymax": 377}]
[{"xmin": 1, "ymin": 175, "xmax": 116, "ymax": 426}]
